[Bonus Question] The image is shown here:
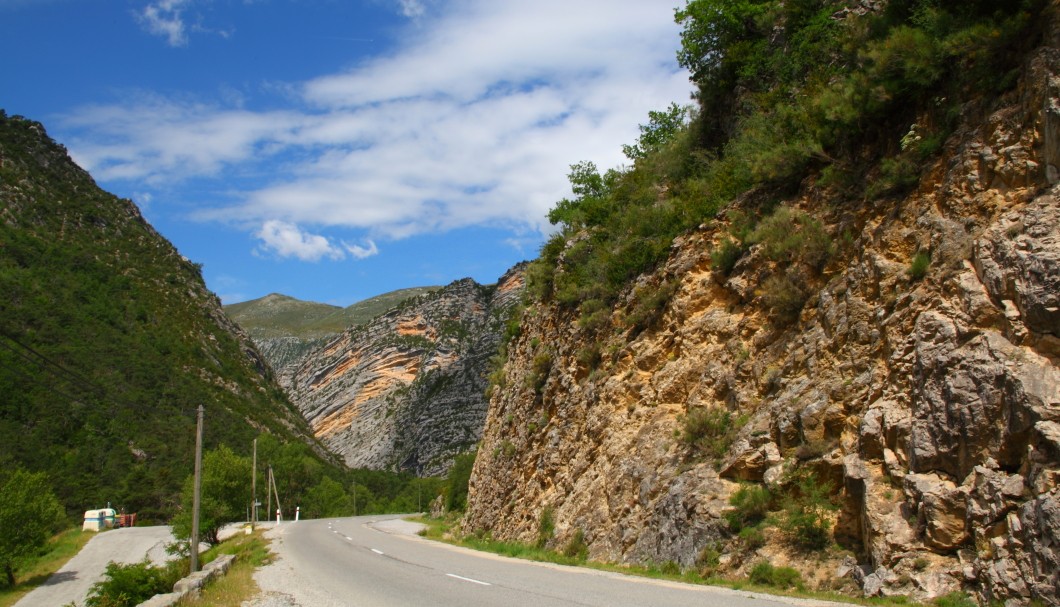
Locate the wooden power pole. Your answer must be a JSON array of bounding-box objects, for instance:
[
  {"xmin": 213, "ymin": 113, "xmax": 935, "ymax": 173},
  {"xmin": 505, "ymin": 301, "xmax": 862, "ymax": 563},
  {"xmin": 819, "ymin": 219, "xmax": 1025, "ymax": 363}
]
[
  {"xmin": 251, "ymin": 438, "xmax": 257, "ymax": 528},
  {"xmin": 190, "ymin": 405, "xmax": 204, "ymax": 573}
]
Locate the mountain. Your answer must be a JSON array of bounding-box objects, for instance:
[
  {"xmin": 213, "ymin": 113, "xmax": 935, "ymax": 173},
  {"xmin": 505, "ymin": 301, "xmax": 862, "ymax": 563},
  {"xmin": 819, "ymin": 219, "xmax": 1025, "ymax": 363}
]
[
  {"xmin": 225, "ymin": 287, "xmax": 440, "ymax": 340},
  {"xmin": 224, "ymin": 287, "xmax": 441, "ymax": 393},
  {"xmin": 464, "ymin": 2, "xmax": 1060, "ymax": 605},
  {"xmin": 285, "ymin": 267, "xmax": 525, "ymax": 476},
  {"xmin": 0, "ymin": 112, "xmax": 330, "ymax": 521}
]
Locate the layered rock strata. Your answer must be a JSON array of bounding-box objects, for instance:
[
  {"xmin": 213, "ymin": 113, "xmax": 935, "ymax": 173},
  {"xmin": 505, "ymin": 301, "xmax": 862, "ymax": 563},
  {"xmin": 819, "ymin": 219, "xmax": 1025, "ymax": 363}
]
[{"xmin": 288, "ymin": 267, "xmax": 524, "ymax": 475}]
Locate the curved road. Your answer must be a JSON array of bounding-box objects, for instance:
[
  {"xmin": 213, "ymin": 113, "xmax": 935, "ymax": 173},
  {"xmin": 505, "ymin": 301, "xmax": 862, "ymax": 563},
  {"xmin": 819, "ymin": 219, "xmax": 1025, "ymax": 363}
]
[
  {"xmin": 15, "ymin": 526, "xmax": 174, "ymax": 607},
  {"xmin": 252, "ymin": 515, "xmax": 850, "ymax": 607}
]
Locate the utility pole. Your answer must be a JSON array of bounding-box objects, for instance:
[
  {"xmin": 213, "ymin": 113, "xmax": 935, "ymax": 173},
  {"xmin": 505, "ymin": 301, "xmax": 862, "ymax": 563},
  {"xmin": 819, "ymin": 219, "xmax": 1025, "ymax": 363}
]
[
  {"xmin": 190, "ymin": 405, "xmax": 204, "ymax": 573},
  {"xmin": 251, "ymin": 438, "xmax": 257, "ymax": 528},
  {"xmin": 270, "ymin": 466, "xmax": 282, "ymax": 522},
  {"xmin": 266, "ymin": 464, "xmax": 272, "ymax": 525}
]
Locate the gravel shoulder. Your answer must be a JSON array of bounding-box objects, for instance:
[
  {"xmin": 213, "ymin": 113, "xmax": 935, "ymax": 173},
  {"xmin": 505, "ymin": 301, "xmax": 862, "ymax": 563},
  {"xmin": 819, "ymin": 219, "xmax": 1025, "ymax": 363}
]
[{"xmin": 14, "ymin": 526, "xmax": 176, "ymax": 607}]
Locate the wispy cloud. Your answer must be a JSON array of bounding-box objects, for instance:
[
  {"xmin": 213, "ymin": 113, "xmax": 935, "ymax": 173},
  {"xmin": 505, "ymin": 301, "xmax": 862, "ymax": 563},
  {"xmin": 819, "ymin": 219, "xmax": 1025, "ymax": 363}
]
[
  {"xmin": 344, "ymin": 240, "xmax": 379, "ymax": 259},
  {"xmin": 138, "ymin": 0, "xmax": 190, "ymax": 47},
  {"xmin": 62, "ymin": 0, "xmax": 691, "ymax": 261},
  {"xmin": 397, "ymin": 0, "xmax": 426, "ymax": 19}
]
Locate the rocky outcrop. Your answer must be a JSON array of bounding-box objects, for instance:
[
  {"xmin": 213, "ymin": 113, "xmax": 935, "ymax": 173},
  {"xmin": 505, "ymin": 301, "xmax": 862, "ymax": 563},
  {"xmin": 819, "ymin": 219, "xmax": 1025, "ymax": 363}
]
[
  {"xmin": 465, "ymin": 14, "xmax": 1060, "ymax": 606},
  {"xmin": 287, "ymin": 266, "xmax": 524, "ymax": 475}
]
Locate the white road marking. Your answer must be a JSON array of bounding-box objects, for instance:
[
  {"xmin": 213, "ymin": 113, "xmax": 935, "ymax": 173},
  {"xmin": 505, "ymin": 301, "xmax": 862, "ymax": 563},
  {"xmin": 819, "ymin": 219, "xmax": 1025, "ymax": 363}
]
[
  {"xmin": 447, "ymin": 573, "xmax": 491, "ymax": 586},
  {"xmin": 344, "ymin": 536, "xmax": 353, "ymax": 541},
  {"xmin": 371, "ymin": 548, "xmax": 384, "ymax": 555}
]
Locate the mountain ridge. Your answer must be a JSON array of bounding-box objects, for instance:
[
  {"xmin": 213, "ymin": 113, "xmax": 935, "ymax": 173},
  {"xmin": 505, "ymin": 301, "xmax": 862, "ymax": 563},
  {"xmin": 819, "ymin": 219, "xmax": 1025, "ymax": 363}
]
[
  {"xmin": 225, "ymin": 287, "xmax": 441, "ymax": 340},
  {"xmin": 0, "ymin": 111, "xmax": 336, "ymax": 521}
]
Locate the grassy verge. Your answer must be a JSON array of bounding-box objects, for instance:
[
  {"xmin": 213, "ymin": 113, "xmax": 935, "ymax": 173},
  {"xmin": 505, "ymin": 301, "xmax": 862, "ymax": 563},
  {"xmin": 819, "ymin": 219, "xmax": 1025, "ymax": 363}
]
[
  {"xmin": 0, "ymin": 528, "xmax": 94, "ymax": 607},
  {"xmin": 178, "ymin": 529, "xmax": 272, "ymax": 607},
  {"xmin": 410, "ymin": 515, "xmax": 922, "ymax": 607}
]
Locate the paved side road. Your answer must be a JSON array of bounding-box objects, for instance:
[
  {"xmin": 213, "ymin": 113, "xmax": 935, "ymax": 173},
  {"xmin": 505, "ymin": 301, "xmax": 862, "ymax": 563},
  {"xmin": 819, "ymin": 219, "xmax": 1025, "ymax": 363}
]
[{"xmin": 15, "ymin": 526, "xmax": 175, "ymax": 607}]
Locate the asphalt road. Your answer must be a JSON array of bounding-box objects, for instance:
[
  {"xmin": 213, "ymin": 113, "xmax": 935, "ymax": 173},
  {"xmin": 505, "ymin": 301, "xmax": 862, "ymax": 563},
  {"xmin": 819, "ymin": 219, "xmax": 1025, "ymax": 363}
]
[
  {"xmin": 15, "ymin": 526, "xmax": 175, "ymax": 607},
  {"xmin": 253, "ymin": 515, "xmax": 851, "ymax": 607}
]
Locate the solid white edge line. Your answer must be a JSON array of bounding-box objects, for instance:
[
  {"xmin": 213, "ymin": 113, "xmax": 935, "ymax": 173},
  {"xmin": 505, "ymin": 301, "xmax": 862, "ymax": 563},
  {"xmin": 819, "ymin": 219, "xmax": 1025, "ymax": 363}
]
[{"xmin": 446, "ymin": 573, "xmax": 491, "ymax": 586}]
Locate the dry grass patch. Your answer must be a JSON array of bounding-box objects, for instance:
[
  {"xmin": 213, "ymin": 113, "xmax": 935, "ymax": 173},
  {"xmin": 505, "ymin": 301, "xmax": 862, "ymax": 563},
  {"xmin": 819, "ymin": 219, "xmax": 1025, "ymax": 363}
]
[{"xmin": 179, "ymin": 529, "xmax": 272, "ymax": 607}]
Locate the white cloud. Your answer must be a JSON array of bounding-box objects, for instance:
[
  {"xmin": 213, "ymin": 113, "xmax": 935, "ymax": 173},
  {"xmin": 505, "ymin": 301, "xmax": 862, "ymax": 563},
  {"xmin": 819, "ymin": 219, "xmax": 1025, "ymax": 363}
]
[
  {"xmin": 138, "ymin": 0, "xmax": 190, "ymax": 47},
  {"xmin": 255, "ymin": 220, "xmax": 346, "ymax": 262},
  {"xmin": 63, "ymin": 0, "xmax": 692, "ymax": 260},
  {"xmin": 344, "ymin": 240, "xmax": 380, "ymax": 259},
  {"xmin": 397, "ymin": 0, "xmax": 426, "ymax": 19}
]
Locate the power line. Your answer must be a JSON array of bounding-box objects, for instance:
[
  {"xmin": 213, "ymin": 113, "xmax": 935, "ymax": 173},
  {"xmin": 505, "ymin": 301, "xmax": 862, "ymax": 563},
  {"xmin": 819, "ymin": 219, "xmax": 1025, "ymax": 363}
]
[
  {"xmin": 0, "ymin": 357, "xmax": 91, "ymax": 410},
  {"xmin": 0, "ymin": 332, "xmax": 106, "ymax": 396}
]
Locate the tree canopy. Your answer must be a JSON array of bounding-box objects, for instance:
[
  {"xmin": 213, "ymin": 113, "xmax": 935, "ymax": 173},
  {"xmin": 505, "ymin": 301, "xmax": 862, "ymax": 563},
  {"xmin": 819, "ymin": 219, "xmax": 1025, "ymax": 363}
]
[{"xmin": 0, "ymin": 469, "xmax": 64, "ymax": 586}]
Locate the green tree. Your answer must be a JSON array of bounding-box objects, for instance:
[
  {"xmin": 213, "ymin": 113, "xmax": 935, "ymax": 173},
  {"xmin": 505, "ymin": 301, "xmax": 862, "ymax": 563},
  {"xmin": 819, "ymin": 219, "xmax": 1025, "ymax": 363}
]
[
  {"xmin": 171, "ymin": 445, "xmax": 250, "ymax": 545},
  {"xmin": 675, "ymin": 0, "xmax": 776, "ymax": 84},
  {"xmin": 622, "ymin": 103, "xmax": 689, "ymax": 160},
  {"xmin": 0, "ymin": 469, "xmax": 64, "ymax": 586},
  {"xmin": 302, "ymin": 477, "xmax": 353, "ymax": 519},
  {"xmin": 445, "ymin": 451, "xmax": 476, "ymax": 512}
]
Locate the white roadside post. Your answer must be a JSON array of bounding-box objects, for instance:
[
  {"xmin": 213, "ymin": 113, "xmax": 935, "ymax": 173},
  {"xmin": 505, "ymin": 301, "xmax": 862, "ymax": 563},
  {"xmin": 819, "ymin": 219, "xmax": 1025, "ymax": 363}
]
[
  {"xmin": 276, "ymin": 508, "xmax": 281, "ymax": 524},
  {"xmin": 295, "ymin": 506, "xmax": 300, "ymax": 522}
]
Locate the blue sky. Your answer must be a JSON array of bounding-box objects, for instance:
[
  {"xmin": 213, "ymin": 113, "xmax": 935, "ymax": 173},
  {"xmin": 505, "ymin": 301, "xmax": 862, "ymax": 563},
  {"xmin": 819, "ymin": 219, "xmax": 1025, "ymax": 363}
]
[{"xmin": 1, "ymin": 0, "xmax": 691, "ymax": 306}]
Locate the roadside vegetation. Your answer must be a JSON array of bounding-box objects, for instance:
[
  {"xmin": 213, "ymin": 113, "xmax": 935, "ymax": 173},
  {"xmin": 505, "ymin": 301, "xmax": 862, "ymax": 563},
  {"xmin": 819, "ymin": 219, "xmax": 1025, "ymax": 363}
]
[
  {"xmin": 0, "ymin": 468, "xmax": 68, "ymax": 599},
  {"xmin": 0, "ymin": 528, "xmax": 92, "ymax": 607},
  {"xmin": 413, "ymin": 514, "xmax": 926, "ymax": 607},
  {"xmin": 167, "ymin": 530, "xmax": 272, "ymax": 607},
  {"xmin": 80, "ymin": 529, "xmax": 270, "ymax": 607}
]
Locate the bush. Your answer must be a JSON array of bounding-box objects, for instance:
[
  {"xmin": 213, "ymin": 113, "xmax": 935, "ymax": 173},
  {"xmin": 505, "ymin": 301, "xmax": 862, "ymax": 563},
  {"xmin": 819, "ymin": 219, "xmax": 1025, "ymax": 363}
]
[
  {"xmin": 536, "ymin": 507, "xmax": 555, "ymax": 549},
  {"xmin": 738, "ymin": 526, "xmax": 766, "ymax": 550},
  {"xmin": 749, "ymin": 561, "xmax": 803, "ymax": 589},
  {"xmin": 85, "ymin": 560, "xmax": 181, "ymax": 607},
  {"xmin": 681, "ymin": 407, "xmax": 745, "ymax": 462},
  {"xmin": 760, "ymin": 273, "xmax": 810, "ymax": 325},
  {"xmin": 866, "ymin": 155, "xmax": 921, "ymax": 199},
  {"xmin": 907, "ymin": 250, "xmax": 930, "ymax": 281},
  {"xmin": 624, "ymin": 279, "xmax": 679, "ymax": 333},
  {"xmin": 575, "ymin": 344, "xmax": 602, "ymax": 371},
  {"xmin": 711, "ymin": 237, "xmax": 744, "ymax": 275},
  {"xmin": 726, "ymin": 484, "xmax": 772, "ymax": 532},
  {"xmin": 697, "ymin": 543, "xmax": 722, "ymax": 573},
  {"xmin": 563, "ymin": 529, "xmax": 589, "ymax": 560},
  {"xmin": 526, "ymin": 351, "xmax": 553, "ymax": 395},
  {"xmin": 748, "ymin": 206, "xmax": 832, "ymax": 270},
  {"xmin": 781, "ymin": 470, "xmax": 837, "ymax": 551}
]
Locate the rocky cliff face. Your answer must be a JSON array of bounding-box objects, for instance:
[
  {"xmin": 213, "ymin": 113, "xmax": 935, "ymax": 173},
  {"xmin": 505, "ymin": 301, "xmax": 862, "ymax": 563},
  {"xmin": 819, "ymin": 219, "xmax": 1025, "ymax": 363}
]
[
  {"xmin": 287, "ymin": 266, "xmax": 524, "ymax": 476},
  {"xmin": 465, "ymin": 14, "xmax": 1060, "ymax": 606}
]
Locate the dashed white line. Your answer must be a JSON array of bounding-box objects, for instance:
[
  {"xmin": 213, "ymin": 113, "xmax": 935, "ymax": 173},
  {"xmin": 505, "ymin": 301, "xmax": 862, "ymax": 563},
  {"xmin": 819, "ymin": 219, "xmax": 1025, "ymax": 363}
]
[
  {"xmin": 446, "ymin": 573, "xmax": 491, "ymax": 586},
  {"xmin": 344, "ymin": 536, "xmax": 353, "ymax": 541},
  {"xmin": 371, "ymin": 548, "xmax": 384, "ymax": 555}
]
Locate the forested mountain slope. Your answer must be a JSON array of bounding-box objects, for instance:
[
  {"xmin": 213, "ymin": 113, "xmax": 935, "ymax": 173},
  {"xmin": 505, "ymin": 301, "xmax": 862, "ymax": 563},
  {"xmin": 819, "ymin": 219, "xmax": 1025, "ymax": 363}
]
[
  {"xmin": 466, "ymin": 1, "xmax": 1060, "ymax": 605},
  {"xmin": 0, "ymin": 113, "xmax": 329, "ymax": 521}
]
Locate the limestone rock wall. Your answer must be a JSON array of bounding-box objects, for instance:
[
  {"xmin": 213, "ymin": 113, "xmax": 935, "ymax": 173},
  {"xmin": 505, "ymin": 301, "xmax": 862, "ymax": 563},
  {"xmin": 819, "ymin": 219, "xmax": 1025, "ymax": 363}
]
[
  {"xmin": 465, "ymin": 19, "xmax": 1060, "ymax": 606},
  {"xmin": 287, "ymin": 266, "xmax": 524, "ymax": 475}
]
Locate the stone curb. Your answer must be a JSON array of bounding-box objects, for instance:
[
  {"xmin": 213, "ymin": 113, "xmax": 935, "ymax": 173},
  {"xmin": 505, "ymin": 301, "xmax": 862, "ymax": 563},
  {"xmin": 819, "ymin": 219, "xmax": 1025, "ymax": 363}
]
[{"xmin": 136, "ymin": 553, "xmax": 236, "ymax": 607}]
